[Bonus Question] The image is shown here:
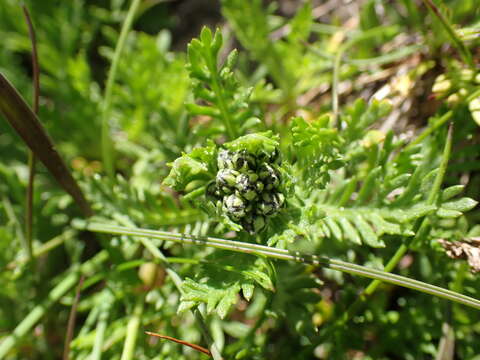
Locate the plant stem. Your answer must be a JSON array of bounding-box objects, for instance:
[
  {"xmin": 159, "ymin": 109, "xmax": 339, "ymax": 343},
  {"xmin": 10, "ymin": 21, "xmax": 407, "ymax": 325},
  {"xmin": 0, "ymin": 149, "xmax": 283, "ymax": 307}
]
[
  {"xmin": 206, "ymin": 51, "xmax": 237, "ymax": 140},
  {"xmin": 91, "ymin": 291, "xmax": 114, "ymax": 360},
  {"xmin": 194, "ymin": 310, "xmax": 224, "ymax": 360},
  {"xmin": 101, "ymin": 0, "xmax": 141, "ymax": 179},
  {"xmin": 22, "ymin": 4, "xmax": 40, "ymax": 262},
  {"xmin": 120, "ymin": 296, "xmax": 145, "ymax": 360},
  {"xmin": 73, "ymin": 220, "xmax": 480, "ymax": 311},
  {"xmin": 6, "ymin": 229, "xmax": 75, "ymax": 270},
  {"xmin": 403, "ymin": 111, "xmax": 453, "ymax": 153},
  {"xmin": 0, "ymin": 251, "xmax": 108, "ymax": 358},
  {"xmin": 421, "ymin": 0, "xmax": 474, "ymax": 69},
  {"xmin": 63, "ymin": 276, "xmax": 84, "ymax": 360}
]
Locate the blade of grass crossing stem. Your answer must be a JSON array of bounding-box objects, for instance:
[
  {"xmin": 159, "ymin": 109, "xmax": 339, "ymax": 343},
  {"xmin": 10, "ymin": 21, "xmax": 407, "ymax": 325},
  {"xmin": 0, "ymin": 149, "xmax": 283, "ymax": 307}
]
[
  {"xmin": 0, "ymin": 73, "xmax": 93, "ymax": 217},
  {"xmin": 337, "ymin": 123, "xmax": 454, "ymax": 327},
  {"xmin": 72, "ymin": 220, "xmax": 480, "ymax": 311},
  {"xmin": 22, "ymin": 4, "xmax": 40, "ymax": 261},
  {"xmin": 101, "ymin": 0, "xmax": 142, "ymax": 179},
  {"xmin": 120, "ymin": 296, "xmax": 145, "ymax": 360},
  {"xmin": 0, "ymin": 251, "xmax": 108, "ymax": 358}
]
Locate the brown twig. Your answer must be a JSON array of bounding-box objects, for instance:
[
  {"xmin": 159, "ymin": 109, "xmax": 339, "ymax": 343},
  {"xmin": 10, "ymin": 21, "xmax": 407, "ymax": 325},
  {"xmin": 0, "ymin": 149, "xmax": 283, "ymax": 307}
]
[
  {"xmin": 145, "ymin": 331, "xmax": 212, "ymax": 357},
  {"xmin": 63, "ymin": 275, "xmax": 85, "ymax": 360}
]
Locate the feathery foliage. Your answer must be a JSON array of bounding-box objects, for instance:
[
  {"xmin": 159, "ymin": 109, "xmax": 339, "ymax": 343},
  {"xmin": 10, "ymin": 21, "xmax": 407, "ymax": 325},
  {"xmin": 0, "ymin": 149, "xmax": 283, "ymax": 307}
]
[{"xmin": 2, "ymin": 0, "xmax": 480, "ymax": 359}]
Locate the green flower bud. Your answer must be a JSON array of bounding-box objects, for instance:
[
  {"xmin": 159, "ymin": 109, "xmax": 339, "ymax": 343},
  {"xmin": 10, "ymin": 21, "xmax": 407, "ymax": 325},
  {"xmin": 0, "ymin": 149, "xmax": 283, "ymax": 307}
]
[
  {"xmin": 255, "ymin": 181, "xmax": 264, "ymax": 193},
  {"xmin": 258, "ymin": 201, "xmax": 274, "ymax": 216},
  {"xmin": 235, "ymin": 172, "xmax": 260, "ymax": 201},
  {"xmin": 258, "ymin": 192, "xmax": 284, "ymax": 216},
  {"xmin": 216, "ymin": 168, "xmax": 239, "ymax": 188},
  {"xmin": 258, "ymin": 164, "xmax": 280, "ymax": 190},
  {"xmin": 231, "ymin": 150, "xmax": 257, "ymax": 171},
  {"xmin": 258, "ymin": 148, "xmax": 280, "ymax": 165},
  {"xmin": 223, "ymin": 194, "xmax": 247, "ymax": 219},
  {"xmin": 217, "ymin": 149, "xmax": 234, "ymax": 170}
]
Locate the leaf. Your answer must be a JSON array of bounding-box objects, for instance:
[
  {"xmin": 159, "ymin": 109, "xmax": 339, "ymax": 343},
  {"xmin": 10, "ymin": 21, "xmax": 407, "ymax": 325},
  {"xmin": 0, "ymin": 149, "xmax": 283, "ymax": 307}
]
[
  {"xmin": 163, "ymin": 144, "xmax": 217, "ymax": 191},
  {"xmin": 186, "ymin": 27, "xmax": 257, "ymax": 138},
  {"xmin": 0, "ymin": 72, "xmax": 92, "ymax": 217},
  {"xmin": 441, "ymin": 197, "xmax": 478, "ymax": 213},
  {"xmin": 441, "ymin": 185, "xmax": 465, "ymax": 201},
  {"xmin": 179, "ymin": 252, "xmax": 274, "ymax": 318},
  {"xmin": 224, "ymin": 131, "xmax": 279, "ymax": 158}
]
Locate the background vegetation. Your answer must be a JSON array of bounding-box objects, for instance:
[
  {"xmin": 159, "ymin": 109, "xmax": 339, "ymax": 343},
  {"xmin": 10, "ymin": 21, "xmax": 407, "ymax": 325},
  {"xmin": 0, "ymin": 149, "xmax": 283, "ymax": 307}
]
[{"xmin": 1, "ymin": 0, "xmax": 480, "ymax": 359}]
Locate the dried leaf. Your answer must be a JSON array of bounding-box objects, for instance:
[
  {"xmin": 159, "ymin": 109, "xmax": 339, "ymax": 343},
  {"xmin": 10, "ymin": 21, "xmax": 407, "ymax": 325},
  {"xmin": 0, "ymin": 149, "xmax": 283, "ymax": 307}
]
[{"xmin": 438, "ymin": 238, "xmax": 480, "ymax": 273}]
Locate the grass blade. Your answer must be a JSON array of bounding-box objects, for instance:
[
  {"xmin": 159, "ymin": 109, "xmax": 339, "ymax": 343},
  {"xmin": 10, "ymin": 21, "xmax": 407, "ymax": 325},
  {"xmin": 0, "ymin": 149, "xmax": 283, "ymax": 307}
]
[{"xmin": 0, "ymin": 72, "xmax": 93, "ymax": 217}]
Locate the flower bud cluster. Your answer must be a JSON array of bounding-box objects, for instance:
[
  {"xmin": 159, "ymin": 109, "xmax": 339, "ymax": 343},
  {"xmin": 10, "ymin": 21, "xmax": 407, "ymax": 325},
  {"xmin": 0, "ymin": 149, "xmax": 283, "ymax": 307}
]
[{"xmin": 207, "ymin": 149, "xmax": 285, "ymax": 234}]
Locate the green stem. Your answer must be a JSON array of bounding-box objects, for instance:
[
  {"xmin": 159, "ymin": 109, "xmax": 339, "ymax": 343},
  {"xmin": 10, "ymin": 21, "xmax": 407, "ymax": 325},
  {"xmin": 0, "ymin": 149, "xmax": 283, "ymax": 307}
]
[
  {"xmin": 6, "ymin": 229, "xmax": 75, "ymax": 270},
  {"xmin": 73, "ymin": 220, "xmax": 480, "ymax": 311},
  {"xmin": 0, "ymin": 251, "xmax": 108, "ymax": 358},
  {"xmin": 120, "ymin": 296, "xmax": 145, "ymax": 360},
  {"xmin": 332, "ymin": 47, "xmax": 343, "ymax": 126},
  {"xmin": 194, "ymin": 310, "xmax": 224, "ymax": 360},
  {"xmin": 207, "ymin": 53, "xmax": 237, "ymax": 140},
  {"xmin": 421, "ymin": 0, "xmax": 474, "ymax": 69},
  {"xmin": 22, "ymin": 4, "xmax": 40, "ymax": 263},
  {"xmin": 101, "ymin": 0, "xmax": 142, "ymax": 179},
  {"xmin": 91, "ymin": 291, "xmax": 114, "ymax": 360},
  {"xmin": 403, "ymin": 111, "xmax": 453, "ymax": 153}
]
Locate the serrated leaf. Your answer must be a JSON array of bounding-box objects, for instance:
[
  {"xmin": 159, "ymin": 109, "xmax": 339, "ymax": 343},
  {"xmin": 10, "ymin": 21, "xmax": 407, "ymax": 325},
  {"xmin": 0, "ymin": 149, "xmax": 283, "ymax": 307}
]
[
  {"xmin": 163, "ymin": 155, "xmax": 212, "ymax": 191},
  {"xmin": 224, "ymin": 131, "xmax": 279, "ymax": 157},
  {"xmin": 180, "ymin": 253, "xmax": 274, "ymax": 318},
  {"xmin": 163, "ymin": 144, "xmax": 217, "ymax": 192},
  {"xmin": 357, "ymin": 166, "xmax": 382, "ymax": 204},
  {"xmin": 338, "ymin": 217, "xmax": 362, "ymax": 244},
  {"xmin": 324, "ymin": 218, "xmax": 342, "ymax": 240},
  {"xmin": 352, "ymin": 214, "xmax": 385, "ymax": 247},
  {"xmin": 177, "ymin": 300, "xmax": 196, "ymax": 314},
  {"xmin": 420, "ymin": 169, "xmax": 438, "ymax": 195}
]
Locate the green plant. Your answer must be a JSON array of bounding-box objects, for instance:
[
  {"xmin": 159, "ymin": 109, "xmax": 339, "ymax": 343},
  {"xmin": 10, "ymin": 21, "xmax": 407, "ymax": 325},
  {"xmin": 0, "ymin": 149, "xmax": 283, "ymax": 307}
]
[{"xmin": 2, "ymin": 0, "xmax": 480, "ymax": 359}]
